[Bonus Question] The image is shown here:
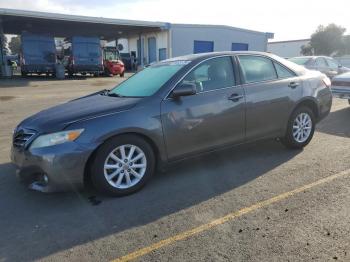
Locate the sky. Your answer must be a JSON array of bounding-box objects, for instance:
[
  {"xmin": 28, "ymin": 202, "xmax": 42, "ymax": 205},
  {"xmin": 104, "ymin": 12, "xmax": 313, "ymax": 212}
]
[{"xmin": 1, "ymin": 0, "xmax": 350, "ymax": 41}]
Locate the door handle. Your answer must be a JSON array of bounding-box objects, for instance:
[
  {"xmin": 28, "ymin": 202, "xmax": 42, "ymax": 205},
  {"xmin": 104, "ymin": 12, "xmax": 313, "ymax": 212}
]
[
  {"xmin": 228, "ymin": 94, "xmax": 244, "ymax": 102},
  {"xmin": 288, "ymin": 82, "xmax": 299, "ymax": 89}
]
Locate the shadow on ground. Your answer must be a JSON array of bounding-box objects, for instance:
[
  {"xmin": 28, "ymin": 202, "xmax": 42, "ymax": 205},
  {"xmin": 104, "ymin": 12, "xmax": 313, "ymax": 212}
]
[
  {"xmin": 317, "ymin": 106, "xmax": 350, "ymax": 138},
  {"xmin": 0, "ymin": 75, "xmax": 92, "ymax": 88},
  {"xmin": 0, "ymin": 140, "xmax": 300, "ymax": 261}
]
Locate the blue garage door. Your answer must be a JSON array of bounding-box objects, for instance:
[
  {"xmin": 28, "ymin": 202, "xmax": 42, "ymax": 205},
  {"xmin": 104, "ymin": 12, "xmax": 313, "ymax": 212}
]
[
  {"xmin": 232, "ymin": 43, "xmax": 249, "ymax": 51},
  {"xmin": 159, "ymin": 48, "xmax": 167, "ymax": 61},
  {"xmin": 148, "ymin": 37, "xmax": 157, "ymax": 64},
  {"xmin": 194, "ymin": 40, "xmax": 214, "ymax": 54}
]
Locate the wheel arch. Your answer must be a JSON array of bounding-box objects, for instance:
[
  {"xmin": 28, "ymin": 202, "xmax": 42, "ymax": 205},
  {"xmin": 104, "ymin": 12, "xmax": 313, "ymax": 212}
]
[
  {"xmin": 292, "ymin": 97, "xmax": 320, "ymax": 120},
  {"xmin": 83, "ymin": 131, "xmax": 162, "ymax": 187}
]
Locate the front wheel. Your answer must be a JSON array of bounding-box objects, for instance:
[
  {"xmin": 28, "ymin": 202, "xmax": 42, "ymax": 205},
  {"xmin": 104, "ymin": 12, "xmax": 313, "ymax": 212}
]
[
  {"xmin": 120, "ymin": 71, "xmax": 125, "ymax": 77},
  {"xmin": 281, "ymin": 106, "xmax": 315, "ymax": 149},
  {"xmin": 90, "ymin": 135, "xmax": 155, "ymax": 196}
]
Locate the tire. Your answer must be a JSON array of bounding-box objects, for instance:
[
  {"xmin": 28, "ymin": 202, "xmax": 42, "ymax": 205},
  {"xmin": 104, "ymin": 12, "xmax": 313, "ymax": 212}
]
[
  {"xmin": 281, "ymin": 106, "xmax": 315, "ymax": 149},
  {"xmin": 120, "ymin": 72, "xmax": 125, "ymax": 77},
  {"xmin": 104, "ymin": 69, "xmax": 112, "ymax": 77},
  {"xmin": 90, "ymin": 135, "xmax": 155, "ymax": 196}
]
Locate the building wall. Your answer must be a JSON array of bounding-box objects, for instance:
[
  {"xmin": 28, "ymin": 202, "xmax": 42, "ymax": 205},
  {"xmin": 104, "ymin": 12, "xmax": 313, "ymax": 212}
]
[
  {"xmin": 268, "ymin": 39, "xmax": 310, "ymax": 58},
  {"xmin": 128, "ymin": 30, "xmax": 168, "ymax": 64},
  {"xmin": 170, "ymin": 24, "xmax": 269, "ymax": 57}
]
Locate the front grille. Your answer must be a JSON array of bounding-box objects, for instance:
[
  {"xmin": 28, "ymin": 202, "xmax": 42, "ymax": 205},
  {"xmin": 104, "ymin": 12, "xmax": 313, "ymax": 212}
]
[
  {"xmin": 13, "ymin": 128, "xmax": 36, "ymax": 148},
  {"xmin": 332, "ymin": 81, "xmax": 350, "ymax": 87}
]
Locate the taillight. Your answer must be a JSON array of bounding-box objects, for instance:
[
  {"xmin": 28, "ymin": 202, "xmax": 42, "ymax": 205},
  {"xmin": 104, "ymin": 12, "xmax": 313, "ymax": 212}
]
[{"xmin": 323, "ymin": 77, "xmax": 331, "ymax": 87}]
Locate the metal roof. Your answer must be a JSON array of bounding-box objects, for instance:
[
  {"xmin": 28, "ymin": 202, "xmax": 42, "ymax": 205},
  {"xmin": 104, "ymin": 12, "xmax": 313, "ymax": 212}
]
[{"xmin": 0, "ymin": 8, "xmax": 168, "ymax": 39}]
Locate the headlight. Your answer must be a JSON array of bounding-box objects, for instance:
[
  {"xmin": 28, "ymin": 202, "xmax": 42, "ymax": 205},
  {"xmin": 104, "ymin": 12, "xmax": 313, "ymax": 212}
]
[{"xmin": 30, "ymin": 129, "xmax": 84, "ymax": 149}]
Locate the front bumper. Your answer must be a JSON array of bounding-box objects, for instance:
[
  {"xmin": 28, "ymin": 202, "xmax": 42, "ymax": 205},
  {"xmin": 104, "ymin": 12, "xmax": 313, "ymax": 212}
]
[
  {"xmin": 331, "ymin": 87, "xmax": 350, "ymax": 100},
  {"xmin": 11, "ymin": 142, "xmax": 95, "ymax": 192}
]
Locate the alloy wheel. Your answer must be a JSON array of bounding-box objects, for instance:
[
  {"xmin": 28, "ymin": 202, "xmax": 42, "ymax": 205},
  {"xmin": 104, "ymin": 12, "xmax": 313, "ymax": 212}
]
[
  {"xmin": 103, "ymin": 144, "xmax": 147, "ymax": 189},
  {"xmin": 292, "ymin": 112, "xmax": 312, "ymax": 143}
]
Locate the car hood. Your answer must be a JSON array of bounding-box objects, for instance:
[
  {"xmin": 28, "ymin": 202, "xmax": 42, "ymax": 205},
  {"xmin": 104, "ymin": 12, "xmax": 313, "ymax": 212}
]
[{"xmin": 19, "ymin": 93, "xmax": 141, "ymax": 132}]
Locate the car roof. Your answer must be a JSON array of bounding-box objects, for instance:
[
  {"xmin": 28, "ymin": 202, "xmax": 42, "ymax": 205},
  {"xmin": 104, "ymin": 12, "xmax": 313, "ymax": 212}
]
[
  {"xmin": 163, "ymin": 51, "xmax": 276, "ymax": 62},
  {"xmin": 291, "ymin": 56, "xmax": 333, "ymax": 59},
  {"xmin": 157, "ymin": 51, "xmax": 307, "ymax": 76}
]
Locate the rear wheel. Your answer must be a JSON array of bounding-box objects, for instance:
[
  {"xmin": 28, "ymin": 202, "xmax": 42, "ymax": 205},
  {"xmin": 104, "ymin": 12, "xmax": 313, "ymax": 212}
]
[
  {"xmin": 281, "ymin": 106, "xmax": 315, "ymax": 149},
  {"xmin": 90, "ymin": 135, "xmax": 155, "ymax": 196},
  {"xmin": 120, "ymin": 71, "xmax": 125, "ymax": 77}
]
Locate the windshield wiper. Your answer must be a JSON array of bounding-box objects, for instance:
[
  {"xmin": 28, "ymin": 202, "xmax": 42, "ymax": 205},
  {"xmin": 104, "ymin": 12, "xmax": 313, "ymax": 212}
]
[
  {"xmin": 100, "ymin": 89, "xmax": 110, "ymax": 96},
  {"xmin": 106, "ymin": 92, "xmax": 125, "ymax": 98}
]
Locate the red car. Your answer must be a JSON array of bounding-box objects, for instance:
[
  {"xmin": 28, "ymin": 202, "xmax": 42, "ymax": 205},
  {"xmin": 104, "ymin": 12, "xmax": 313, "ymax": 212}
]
[{"xmin": 103, "ymin": 47, "xmax": 125, "ymax": 77}]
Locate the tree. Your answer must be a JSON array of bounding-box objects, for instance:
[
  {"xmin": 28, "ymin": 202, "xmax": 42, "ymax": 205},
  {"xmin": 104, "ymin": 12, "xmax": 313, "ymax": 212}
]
[
  {"xmin": 0, "ymin": 33, "xmax": 8, "ymax": 55},
  {"xmin": 338, "ymin": 35, "xmax": 350, "ymax": 56},
  {"xmin": 301, "ymin": 43, "xmax": 313, "ymax": 56},
  {"xmin": 8, "ymin": 35, "xmax": 21, "ymax": 55},
  {"xmin": 309, "ymin": 24, "xmax": 346, "ymax": 56}
]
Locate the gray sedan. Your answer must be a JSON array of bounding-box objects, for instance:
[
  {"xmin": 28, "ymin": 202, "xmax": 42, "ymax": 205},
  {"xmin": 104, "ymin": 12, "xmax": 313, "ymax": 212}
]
[
  {"xmin": 289, "ymin": 56, "xmax": 350, "ymax": 78},
  {"xmin": 331, "ymin": 72, "xmax": 350, "ymax": 105},
  {"xmin": 11, "ymin": 51, "xmax": 332, "ymax": 196}
]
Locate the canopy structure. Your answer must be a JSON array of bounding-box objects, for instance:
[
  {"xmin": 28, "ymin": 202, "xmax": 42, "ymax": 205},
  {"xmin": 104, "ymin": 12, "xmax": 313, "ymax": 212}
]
[
  {"xmin": 0, "ymin": 8, "xmax": 168, "ymax": 38},
  {"xmin": 0, "ymin": 8, "xmax": 169, "ymax": 74}
]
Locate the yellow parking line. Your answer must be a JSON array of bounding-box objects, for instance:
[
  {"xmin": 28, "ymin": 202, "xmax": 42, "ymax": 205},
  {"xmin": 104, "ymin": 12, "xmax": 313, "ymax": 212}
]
[{"xmin": 111, "ymin": 169, "xmax": 350, "ymax": 262}]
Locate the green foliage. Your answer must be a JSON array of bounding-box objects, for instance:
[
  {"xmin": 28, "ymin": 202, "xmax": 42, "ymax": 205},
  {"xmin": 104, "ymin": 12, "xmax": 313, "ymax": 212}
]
[
  {"xmin": 338, "ymin": 35, "xmax": 350, "ymax": 56},
  {"xmin": 8, "ymin": 35, "xmax": 21, "ymax": 55},
  {"xmin": 309, "ymin": 24, "xmax": 346, "ymax": 56},
  {"xmin": 0, "ymin": 34, "xmax": 8, "ymax": 54},
  {"xmin": 301, "ymin": 43, "xmax": 313, "ymax": 56}
]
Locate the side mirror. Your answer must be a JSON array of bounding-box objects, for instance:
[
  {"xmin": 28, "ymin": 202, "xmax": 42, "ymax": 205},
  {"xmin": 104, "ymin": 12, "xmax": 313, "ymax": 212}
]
[{"xmin": 171, "ymin": 83, "xmax": 196, "ymax": 98}]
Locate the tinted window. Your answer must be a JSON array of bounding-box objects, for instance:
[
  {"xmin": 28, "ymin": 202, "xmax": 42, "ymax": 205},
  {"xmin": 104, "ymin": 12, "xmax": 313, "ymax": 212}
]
[
  {"xmin": 238, "ymin": 56, "xmax": 277, "ymax": 83},
  {"xmin": 274, "ymin": 62, "xmax": 295, "ymax": 79},
  {"xmin": 109, "ymin": 61, "xmax": 188, "ymax": 97},
  {"xmin": 326, "ymin": 58, "xmax": 339, "ymax": 70},
  {"xmin": 180, "ymin": 57, "xmax": 235, "ymax": 92},
  {"xmin": 316, "ymin": 58, "xmax": 328, "ymax": 67}
]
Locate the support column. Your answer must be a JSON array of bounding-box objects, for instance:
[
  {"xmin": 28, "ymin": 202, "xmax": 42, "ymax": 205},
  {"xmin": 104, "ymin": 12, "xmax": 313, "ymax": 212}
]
[{"xmin": 139, "ymin": 34, "xmax": 144, "ymax": 68}]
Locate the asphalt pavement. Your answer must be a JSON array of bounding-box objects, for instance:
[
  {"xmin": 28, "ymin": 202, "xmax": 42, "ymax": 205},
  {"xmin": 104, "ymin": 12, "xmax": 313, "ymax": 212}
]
[{"xmin": 0, "ymin": 76, "xmax": 349, "ymax": 262}]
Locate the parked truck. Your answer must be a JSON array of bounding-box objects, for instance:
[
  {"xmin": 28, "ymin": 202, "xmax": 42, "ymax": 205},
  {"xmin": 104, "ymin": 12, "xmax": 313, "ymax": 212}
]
[
  {"xmin": 20, "ymin": 33, "xmax": 57, "ymax": 76},
  {"xmin": 66, "ymin": 36, "xmax": 103, "ymax": 76}
]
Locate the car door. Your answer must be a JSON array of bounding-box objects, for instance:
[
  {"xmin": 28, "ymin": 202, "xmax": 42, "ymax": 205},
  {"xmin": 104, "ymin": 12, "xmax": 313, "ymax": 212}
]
[
  {"xmin": 237, "ymin": 55, "xmax": 301, "ymax": 141},
  {"xmin": 325, "ymin": 57, "xmax": 340, "ymax": 78},
  {"xmin": 161, "ymin": 56, "xmax": 245, "ymax": 160},
  {"xmin": 315, "ymin": 57, "xmax": 335, "ymax": 77}
]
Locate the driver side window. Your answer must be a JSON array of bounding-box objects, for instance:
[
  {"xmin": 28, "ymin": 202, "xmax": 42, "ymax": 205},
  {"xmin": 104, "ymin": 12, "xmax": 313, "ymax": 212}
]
[{"xmin": 180, "ymin": 57, "xmax": 235, "ymax": 93}]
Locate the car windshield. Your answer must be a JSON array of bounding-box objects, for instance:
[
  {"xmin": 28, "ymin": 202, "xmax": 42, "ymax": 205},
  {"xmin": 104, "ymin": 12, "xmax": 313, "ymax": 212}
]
[
  {"xmin": 289, "ymin": 57, "xmax": 311, "ymax": 65},
  {"xmin": 105, "ymin": 51, "xmax": 119, "ymax": 60},
  {"xmin": 108, "ymin": 61, "xmax": 189, "ymax": 97}
]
